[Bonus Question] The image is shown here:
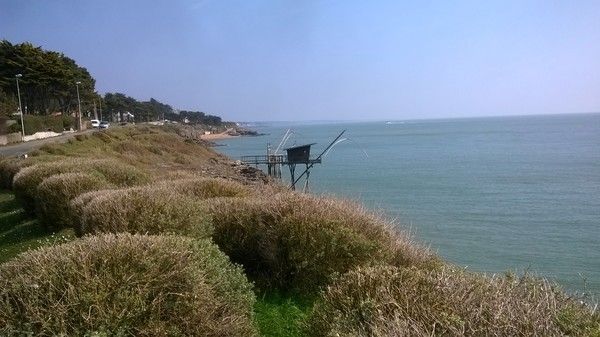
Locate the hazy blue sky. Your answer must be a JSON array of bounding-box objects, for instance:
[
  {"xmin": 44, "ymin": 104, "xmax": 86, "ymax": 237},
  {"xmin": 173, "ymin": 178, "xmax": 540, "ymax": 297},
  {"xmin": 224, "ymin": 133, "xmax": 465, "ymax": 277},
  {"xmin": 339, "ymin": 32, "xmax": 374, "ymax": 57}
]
[{"xmin": 1, "ymin": 1, "xmax": 599, "ymax": 121}]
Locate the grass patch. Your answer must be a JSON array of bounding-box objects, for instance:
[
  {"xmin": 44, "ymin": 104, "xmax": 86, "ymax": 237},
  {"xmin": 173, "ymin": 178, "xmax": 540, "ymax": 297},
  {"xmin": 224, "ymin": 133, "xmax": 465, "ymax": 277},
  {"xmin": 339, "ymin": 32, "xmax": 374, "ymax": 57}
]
[
  {"xmin": 254, "ymin": 293, "xmax": 313, "ymax": 337},
  {"xmin": 0, "ymin": 190, "xmax": 74, "ymax": 264}
]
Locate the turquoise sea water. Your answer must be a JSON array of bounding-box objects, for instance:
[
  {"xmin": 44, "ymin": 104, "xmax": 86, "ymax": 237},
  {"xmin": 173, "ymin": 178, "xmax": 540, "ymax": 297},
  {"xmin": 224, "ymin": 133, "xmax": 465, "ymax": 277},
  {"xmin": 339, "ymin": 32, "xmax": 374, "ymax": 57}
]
[{"xmin": 217, "ymin": 113, "xmax": 600, "ymax": 296}]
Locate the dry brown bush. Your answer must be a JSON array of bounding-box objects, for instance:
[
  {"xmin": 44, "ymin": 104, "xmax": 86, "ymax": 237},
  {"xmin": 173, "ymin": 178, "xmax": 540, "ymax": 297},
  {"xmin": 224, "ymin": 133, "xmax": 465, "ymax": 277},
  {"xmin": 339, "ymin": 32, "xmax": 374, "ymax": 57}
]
[
  {"xmin": 77, "ymin": 187, "xmax": 212, "ymax": 238},
  {"xmin": 307, "ymin": 265, "xmax": 600, "ymax": 337},
  {"xmin": 70, "ymin": 189, "xmax": 119, "ymax": 235},
  {"xmin": 12, "ymin": 158, "xmax": 150, "ymax": 214},
  {"xmin": 157, "ymin": 169, "xmax": 202, "ymax": 180},
  {"xmin": 35, "ymin": 172, "xmax": 110, "ymax": 230},
  {"xmin": 90, "ymin": 159, "xmax": 151, "ymax": 187},
  {"xmin": 0, "ymin": 155, "xmax": 59, "ymax": 189},
  {"xmin": 0, "ymin": 233, "xmax": 257, "ymax": 336},
  {"xmin": 13, "ymin": 159, "xmax": 82, "ymax": 213},
  {"xmin": 203, "ymin": 192, "xmax": 438, "ymax": 293},
  {"xmin": 0, "ymin": 157, "xmax": 25, "ymax": 189},
  {"xmin": 154, "ymin": 177, "xmax": 253, "ymax": 198},
  {"xmin": 72, "ymin": 178, "xmax": 250, "ymax": 237}
]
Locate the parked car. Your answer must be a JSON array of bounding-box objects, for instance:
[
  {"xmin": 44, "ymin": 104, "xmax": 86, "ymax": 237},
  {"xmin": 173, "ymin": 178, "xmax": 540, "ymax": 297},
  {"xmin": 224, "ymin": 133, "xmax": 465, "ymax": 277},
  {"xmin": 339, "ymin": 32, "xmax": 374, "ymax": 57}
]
[
  {"xmin": 90, "ymin": 119, "xmax": 100, "ymax": 128},
  {"xmin": 99, "ymin": 121, "xmax": 110, "ymax": 129}
]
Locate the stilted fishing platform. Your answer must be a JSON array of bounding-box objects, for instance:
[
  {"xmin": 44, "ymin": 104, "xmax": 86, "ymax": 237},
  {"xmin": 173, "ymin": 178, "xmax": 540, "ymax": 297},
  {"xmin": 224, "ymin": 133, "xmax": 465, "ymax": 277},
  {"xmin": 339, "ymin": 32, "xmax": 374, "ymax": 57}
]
[{"xmin": 241, "ymin": 130, "xmax": 345, "ymax": 191}]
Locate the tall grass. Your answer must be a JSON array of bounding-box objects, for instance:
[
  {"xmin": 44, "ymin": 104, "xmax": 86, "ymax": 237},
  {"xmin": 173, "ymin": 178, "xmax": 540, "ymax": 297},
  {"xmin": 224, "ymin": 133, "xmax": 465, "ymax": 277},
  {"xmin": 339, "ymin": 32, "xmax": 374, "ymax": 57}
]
[
  {"xmin": 0, "ymin": 233, "xmax": 257, "ymax": 337},
  {"xmin": 307, "ymin": 265, "xmax": 600, "ymax": 337}
]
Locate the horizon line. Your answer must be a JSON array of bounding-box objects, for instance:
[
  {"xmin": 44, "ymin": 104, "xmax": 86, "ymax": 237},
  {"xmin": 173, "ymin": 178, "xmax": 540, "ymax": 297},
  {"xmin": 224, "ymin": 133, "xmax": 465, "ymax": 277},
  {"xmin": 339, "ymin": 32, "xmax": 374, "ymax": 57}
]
[{"xmin": 234, "ymin": 111, "xmax": 600, "ymax": 124}]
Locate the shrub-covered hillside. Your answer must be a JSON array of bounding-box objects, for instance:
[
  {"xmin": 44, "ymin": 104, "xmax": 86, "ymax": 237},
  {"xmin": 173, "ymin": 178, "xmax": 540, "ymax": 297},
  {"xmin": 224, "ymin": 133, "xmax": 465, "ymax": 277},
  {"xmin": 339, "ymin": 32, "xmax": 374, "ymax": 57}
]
[{"xmin": 0, "ymin": 125, "xmax": 598, "ymax": 337}]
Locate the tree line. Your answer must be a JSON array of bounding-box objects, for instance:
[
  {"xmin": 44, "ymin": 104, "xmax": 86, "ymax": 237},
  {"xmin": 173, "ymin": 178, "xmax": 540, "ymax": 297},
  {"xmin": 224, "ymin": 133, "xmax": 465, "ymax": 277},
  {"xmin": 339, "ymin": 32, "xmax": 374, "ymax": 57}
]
[
  {"xmin": 0, "ymin": 40, "xmax": 95, "ymax": 116},
  {"xmin": 0, "ymin": 40, "xmax": 223, "ymax": 126},
  {"xmin": 102, "ymin": 93, "xmax": 222, "ymax": 125}
]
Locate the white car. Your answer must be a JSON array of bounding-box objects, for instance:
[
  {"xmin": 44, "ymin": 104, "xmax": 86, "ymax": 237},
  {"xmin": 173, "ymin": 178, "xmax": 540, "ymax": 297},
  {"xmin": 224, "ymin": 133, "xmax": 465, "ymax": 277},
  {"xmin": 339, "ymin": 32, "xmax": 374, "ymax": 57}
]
[
  {"xmin": 99, "ymin": 121, "xmax": 110, "ymax": 129},
  {"xmin": 90, "ymin": 119, "xmax": 100, "ymax": 128}
]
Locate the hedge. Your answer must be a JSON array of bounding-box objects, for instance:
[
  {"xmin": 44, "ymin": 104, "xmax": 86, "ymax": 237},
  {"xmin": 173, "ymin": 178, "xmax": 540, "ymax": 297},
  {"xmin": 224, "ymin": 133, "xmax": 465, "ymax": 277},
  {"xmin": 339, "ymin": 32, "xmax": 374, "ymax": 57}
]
[{"xmin": 0, "ymin": 233, "xmax": 257, "ymax": 336}]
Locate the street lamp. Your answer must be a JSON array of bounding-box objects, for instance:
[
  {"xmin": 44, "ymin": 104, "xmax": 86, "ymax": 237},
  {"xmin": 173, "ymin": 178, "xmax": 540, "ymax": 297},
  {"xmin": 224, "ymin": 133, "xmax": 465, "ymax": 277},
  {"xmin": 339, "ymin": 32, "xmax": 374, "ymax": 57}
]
[
  {"xmin": 75, "ymin": 81, "xmax": 82, "ymax": 131},
  {"xmin": 15, "ymin": 74, "xmax": 25, "ymax": 138}
]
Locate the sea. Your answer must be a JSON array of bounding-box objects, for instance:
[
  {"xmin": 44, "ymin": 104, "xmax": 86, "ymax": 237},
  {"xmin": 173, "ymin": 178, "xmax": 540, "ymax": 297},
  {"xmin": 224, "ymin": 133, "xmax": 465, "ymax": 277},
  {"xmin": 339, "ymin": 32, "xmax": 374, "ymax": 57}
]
[{"xmin": 217, "ymin": 113, "xmax": 600, "ymax": 297}]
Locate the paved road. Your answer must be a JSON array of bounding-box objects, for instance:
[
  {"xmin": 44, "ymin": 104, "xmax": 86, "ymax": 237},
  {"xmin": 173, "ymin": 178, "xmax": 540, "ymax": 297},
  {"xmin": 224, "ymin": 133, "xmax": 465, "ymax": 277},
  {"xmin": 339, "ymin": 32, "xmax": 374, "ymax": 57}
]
[{"xmin": 0, "ymin": 129, "xmax": 96, "ymax": 157}]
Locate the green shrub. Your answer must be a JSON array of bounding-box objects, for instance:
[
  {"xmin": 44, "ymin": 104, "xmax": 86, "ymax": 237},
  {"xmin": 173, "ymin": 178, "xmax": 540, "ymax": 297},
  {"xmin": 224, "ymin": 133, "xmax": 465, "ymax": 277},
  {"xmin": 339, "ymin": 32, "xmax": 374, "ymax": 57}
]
[
  {"xmin": 62, "ymin": 114, "xmax": 75, "ymax": 130},
  {"xmin": 7, "ymin": 115, "xmax": 74, "ymax": 135},
  {"xmin": 35, "ymin": 172, "xmax": 110, "ymax": 231},
  {"xmin": 204, "ymin": 193, "xmax": 437, "ymax": 293},
  {"xmin": 0, "ymin": 233, "xmax": 257, "ymax": 336},
  {"xmin": 77, "ymin": 187, "xmax": 213, "ymax": 238},
  {"xmin": 307, "ymin": 266, "xmax": 600, "ymax": 337},
  {"xmin": 12, "ymin": 158, "xmax": 150, "ymax": 215}
]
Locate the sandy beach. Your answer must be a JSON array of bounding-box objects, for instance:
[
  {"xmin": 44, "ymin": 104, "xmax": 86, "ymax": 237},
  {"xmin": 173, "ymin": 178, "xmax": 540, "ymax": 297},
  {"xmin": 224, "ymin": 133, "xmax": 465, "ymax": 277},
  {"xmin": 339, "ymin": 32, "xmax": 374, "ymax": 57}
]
[{"xmin": 199, "ymin": 128, "xmax": 239, "ymax": 140}]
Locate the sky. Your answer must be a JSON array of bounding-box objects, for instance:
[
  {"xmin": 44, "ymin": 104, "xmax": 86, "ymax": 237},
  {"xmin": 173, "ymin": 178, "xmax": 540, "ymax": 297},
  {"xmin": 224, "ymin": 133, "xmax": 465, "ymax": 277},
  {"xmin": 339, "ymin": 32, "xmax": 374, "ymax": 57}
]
[{"xmin": 1, "ymin": 0, "xmax": 599, "ymax": 121}]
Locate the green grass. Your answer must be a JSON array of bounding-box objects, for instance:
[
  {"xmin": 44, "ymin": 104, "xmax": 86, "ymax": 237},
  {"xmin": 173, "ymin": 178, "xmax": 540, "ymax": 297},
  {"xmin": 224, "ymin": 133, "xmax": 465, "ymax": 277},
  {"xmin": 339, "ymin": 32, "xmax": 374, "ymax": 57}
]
[
  {"xmin": 254, "ymin": 293, "xmax": 313, "ymax": 337},
  {"xmin": 0, "ymin": 189, "xmax": 74, "ymax": 263}
]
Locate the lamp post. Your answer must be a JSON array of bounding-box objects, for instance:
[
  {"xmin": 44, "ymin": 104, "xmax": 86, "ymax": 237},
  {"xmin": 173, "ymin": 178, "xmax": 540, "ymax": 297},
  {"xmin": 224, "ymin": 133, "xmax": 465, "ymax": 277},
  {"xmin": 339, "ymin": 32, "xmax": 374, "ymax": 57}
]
[
  {"xmin": 75, "ymin": 81, "xmax": 82, "ymax": 131},
  {"xmin": 15, "ymin": 74, "xmax": 25, "ymax": 138}
]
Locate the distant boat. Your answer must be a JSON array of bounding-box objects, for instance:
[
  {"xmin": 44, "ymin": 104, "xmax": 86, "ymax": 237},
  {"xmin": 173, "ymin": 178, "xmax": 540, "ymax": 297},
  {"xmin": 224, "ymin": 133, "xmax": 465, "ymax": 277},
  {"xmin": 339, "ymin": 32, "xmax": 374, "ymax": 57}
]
[{"xmin": 385, "ymin": 121, "xmax": 393, "ymax": 124}]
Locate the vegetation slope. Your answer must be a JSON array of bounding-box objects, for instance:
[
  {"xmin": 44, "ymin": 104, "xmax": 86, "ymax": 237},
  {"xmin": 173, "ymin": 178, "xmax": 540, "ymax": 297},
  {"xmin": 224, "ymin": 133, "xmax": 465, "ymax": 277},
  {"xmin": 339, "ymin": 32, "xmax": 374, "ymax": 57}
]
[{"xmin": 0, "ymin": 125, "xmax": 598, "ymax": 336}]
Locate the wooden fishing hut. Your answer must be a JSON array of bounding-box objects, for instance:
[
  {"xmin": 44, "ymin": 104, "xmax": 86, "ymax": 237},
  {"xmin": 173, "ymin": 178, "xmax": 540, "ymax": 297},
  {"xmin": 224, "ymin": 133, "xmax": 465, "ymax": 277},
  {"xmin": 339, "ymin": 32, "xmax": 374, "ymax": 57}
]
[
  {"xmin": 241, "ymin": 143, "xmax": 320, "ymax": 190},
  {"xmin": 284, "ymin": 143, "xmax": 321, "ymax": 190},
  {"xmin": 240, "ymin": 130, "xmax": 345, "ymax": 191}
]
